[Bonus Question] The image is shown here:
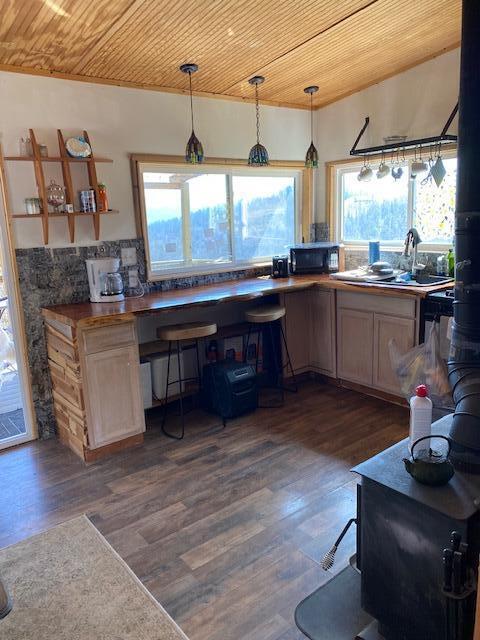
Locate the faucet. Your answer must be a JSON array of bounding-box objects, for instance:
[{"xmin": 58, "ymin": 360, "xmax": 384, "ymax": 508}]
[{"xmin": 403, "ymin": 227, "xmax": 425, "ymax": 276}]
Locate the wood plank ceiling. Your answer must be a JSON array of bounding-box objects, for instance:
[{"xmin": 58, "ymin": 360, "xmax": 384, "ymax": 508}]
[{"xmin": 0, "ymin": 0, "xmax": 461, "ymax": 109}]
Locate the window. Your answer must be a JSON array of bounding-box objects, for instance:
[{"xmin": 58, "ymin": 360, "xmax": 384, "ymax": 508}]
[
  {"xmin": 332, "ymin": 153, "xmax": 457, "ymax": 250},
  {"xmin": 137, "ymin": 162, "xmax": 302, "ymax": 279}
]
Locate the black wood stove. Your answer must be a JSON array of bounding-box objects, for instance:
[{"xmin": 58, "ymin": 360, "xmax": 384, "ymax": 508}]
[{"xmin": 353, "ymin": 415, "xmax": 480, "ymax": 640}]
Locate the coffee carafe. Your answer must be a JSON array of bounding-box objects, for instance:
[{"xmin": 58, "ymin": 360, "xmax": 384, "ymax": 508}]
[{"xmin": 86, "ymin": 258, "xmax": 125, "ymax": 303}]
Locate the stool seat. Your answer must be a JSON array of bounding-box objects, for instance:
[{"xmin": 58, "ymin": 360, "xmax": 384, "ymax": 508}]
[
  {"xmin": 157, "ymin": 322, "xmax": 217, "ymax": 342},
  {"xmin": 245, "ymin": 305, "xmax": 286, "ymax": 324}
]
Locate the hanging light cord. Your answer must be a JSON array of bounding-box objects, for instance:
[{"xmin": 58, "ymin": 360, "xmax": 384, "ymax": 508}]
[
  {"xmin": 310, "ymin": 93, "xmax": 314, "ymax": 143},
  {"xmin": 189, "ymin": 71, "xmax": 195, "ymax": 132},
  {"xmin": 255, "ymin": 83, "xmax": 261, "ymax": 145}
]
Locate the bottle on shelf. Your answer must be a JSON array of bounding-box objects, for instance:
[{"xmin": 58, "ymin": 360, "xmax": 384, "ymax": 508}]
[
  {"xmin": 447, "ymin": 248, "xmax": 455, "ymax": 278},
  {"xmin": 97, "ymin": 183, "xmax": 109, "ymax": 212},
  {"xmin": 409, "ymin": 384, "xmax": 432, "ymax": 452}
]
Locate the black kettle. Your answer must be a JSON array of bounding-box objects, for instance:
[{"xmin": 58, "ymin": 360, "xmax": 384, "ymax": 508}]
[{"xmin": 403, "ymin": 435, "xmax": 455, "ymax": 486}]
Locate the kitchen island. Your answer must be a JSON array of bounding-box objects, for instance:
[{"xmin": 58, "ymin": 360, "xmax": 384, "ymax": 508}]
[{"xmin": 41, "ymin": 274, "xmax": 452, "ymax": 463}]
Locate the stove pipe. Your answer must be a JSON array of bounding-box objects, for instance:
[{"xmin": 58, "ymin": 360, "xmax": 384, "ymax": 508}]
[{"xmin": 448, "ymin": 0, "xmax": 480, "ymax": 471}]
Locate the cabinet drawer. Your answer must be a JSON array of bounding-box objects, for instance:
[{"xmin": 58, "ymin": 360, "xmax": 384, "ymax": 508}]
[
  {"xmin": 82, "ymin": 322, "xmax": 136, "ymax": 354},
  {"xmin": 337, "ymin": 291, "xmax": 416, "ymax": 318}
]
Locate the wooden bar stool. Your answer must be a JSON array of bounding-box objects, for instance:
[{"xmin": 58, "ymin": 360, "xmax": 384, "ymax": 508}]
[
  {"xmin": 157, "ymin": 321, "xmax": 217, "ymax": 440},
  {"xmin": 244, "ymin": 304, "xmax": 298, "ymax": 404}
]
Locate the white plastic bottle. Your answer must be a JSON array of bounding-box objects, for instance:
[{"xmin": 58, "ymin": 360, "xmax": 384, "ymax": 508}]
[{"xmin": 409, "ymin": 384, "xmax": 433, "ymax": 452}]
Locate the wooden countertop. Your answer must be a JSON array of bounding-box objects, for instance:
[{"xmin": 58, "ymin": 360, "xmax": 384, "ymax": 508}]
[{"xmin": 41, "ymin": 274, "xmax": 453, "ymax": 328}]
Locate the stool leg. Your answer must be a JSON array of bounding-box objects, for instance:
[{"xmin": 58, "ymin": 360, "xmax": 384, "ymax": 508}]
[
  {"xmin": 268, "ymin": 321, "xmax": 284, "ymax": 404},
  {"xmin": 176, "ymin": 340, "xmax": 185, "ymax": 440},
  {"xmin": 255, "ymin": 328, "xmax": 261, "ymax": 373},
  {"xmin": 161, "ymin": 341, "xmax": 172, "ymax": 435},
  {"xmin": 280, "ymin": 321, "xmax": 298, "ymax": 393},
  {"xmin": 244, "ymin": 324, "xmax": 252, "ymax": 364},
  {"xmin": 161, "ymin": 340, "xmax": 185, "ymax": 440},
  {"xmin": 195, "ymin": 338, "xmax": 202, "ymax": 386}
]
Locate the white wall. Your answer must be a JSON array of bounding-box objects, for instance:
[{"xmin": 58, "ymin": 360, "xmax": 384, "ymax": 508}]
[
  {"xmin": 0, "ymin": 72, "xmax": 310, "ymax": 248},
  {"xmin": 314, "ymin": 49, "xmax": 461, "ymax": 222}
]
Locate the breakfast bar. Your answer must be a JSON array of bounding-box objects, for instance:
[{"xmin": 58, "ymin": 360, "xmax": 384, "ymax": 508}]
[{"xmin": 41, "ymin": 274, "xmax": 451, "ymax": 462}]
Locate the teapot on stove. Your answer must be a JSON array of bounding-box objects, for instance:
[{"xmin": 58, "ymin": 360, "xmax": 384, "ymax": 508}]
[{"xmin": 403, "ymin": 435, "xmax": 455, "ymax": 486}]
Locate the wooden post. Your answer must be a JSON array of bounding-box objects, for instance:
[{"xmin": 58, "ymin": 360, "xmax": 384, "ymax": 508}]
[
  {"xmin": 57, "ymin": 130, "xmax": 76, "ymax": 243},
  {"xmin": 29, "ymin": 129, "xmax": 49, "ymax": 245},
  {"xmin": 82, "ymin": 130, "xmax": 102, "ymax": 240}
]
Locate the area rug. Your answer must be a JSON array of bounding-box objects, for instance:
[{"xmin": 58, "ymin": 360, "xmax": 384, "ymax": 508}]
[{"xmin": 0, "ymin": 515, "xmax": 188, "ymax": 639}]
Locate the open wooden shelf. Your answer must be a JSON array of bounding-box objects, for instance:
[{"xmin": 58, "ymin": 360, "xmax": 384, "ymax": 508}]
[
  {"xmin": 11, "ymin": 210, "xmax": 119, "ymax": 219},
  {"xmin": 2, "ymin": 128, "xmax": 116, "ymax": 244},
  {"xmin": 4, "ymin": 156, "xmax": 113, "ymax": 163}
]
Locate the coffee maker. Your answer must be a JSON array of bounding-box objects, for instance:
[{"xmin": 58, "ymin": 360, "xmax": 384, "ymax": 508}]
[{"xmin": 86, "ymin": 258, "xmax": 125, "ymax": 303}]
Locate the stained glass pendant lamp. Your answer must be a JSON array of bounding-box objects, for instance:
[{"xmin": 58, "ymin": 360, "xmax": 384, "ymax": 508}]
[
  {"xmin": 180, "ymin": 63, "xmax": 204, "ymax": 164},
  {"xmin": 248, "ymin": 76, "xmax": 269, "ymax": 166},
  {"xmin": 304, "ymin": 85, "xmax": 319, "ymax": 168}
]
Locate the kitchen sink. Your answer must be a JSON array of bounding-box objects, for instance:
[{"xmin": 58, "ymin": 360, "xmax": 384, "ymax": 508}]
[{"xmin": 381, "ymin": 274, "xmax": 454, "ymax": 287}]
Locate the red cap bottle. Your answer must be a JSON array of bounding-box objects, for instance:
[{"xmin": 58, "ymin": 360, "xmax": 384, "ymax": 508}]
[{"xmin": 415, "ymin": 384, "xmax": 428, "ymax": 398}]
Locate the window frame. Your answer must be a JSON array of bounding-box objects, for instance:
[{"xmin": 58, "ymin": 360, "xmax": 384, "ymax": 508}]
[
  {"xmin": 326, "ymin": 145, "xmax": 457, "ymax": 253},
  {"xmin": 131, "ymin": 154, "xmax": 312, "ymax": 281}
]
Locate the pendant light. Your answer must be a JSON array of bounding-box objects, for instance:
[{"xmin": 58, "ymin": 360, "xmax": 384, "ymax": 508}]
[
  {"xmin": 180, "ymin": 63, "xmax": 204, "ymax": 164},
  {"xmin": 304, "ymin": 85, "xmax": 319, "ymax": 168},
  {"xmin": 248, "ymin": 76, "xmax": 269, "ymax": 166}
]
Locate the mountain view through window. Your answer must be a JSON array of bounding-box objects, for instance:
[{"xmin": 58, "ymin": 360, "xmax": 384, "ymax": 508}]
[{"xmin": 142, "ymin": 170, "xmax": 297, "ymax": 273}]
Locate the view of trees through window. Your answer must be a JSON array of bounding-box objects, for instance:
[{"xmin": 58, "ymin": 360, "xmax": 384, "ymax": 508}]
[
  {"xmin": 341, "ymin": 157, "xmax": 457, "ymax": 245},
  {"xmin": 142, "ymin": 170, "xmax": 296, "ymax": 272}
]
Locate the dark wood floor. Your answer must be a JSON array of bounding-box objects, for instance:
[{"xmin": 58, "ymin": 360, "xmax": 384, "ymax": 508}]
[{"xmin": 0, "ymin": 380, "xmax": 408, "ymax": 639}]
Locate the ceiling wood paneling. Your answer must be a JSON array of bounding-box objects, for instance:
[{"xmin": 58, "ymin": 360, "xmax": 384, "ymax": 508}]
[{"xmin": 0, "ymin": 0, "xmax": 461, "ymax": 109}]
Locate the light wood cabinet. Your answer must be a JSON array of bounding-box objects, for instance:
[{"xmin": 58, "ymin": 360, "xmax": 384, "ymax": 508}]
[
  {"xmin": 336, "ymin": 291, "xmax": 418, "ymax": 396},
  {"xmin": 309, "ymin": 289, "xmax": 336, "ymax": 376},
  {"xmin": 84, "ymin": 343, "xmax": 145, "ymax": 449},
  {"xmin": 337, "ymin": 307, "xmax": 374, "ymax": 385},
  {"xmin": 283, "ymin": 290, "xmax": 311, "ymax": 374},
  {"xmin": 45, "ymin": 317, "xmax": 145, "ymax": 462},
  {"xmin": 373, "ymin": 313, "xmax": 415, "ymax": 395}
]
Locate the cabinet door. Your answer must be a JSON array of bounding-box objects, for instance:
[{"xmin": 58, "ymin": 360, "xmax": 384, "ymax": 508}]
[
  {"xmin": 337, "ymin": 308, "xmax": 374, "ymax": 385},
  {"xmin": 84, "ymin": 344, "xmax": 145, "ymax": 449},
  {"xmin": 283, "ymin": 290, "xmax": 311, "ymax": 374},
  {"xmin": 373, "ymin": 313, "xmax": 415, "ymax": 395},
  {"xmin": 309, "ymin": 289, "xmax": 336, "ymax": 376}
]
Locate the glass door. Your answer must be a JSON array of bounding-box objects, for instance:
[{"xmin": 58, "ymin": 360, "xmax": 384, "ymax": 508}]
[{"xmin": 0, "ymin": 158, "xmax": 36, "ymax": 450}]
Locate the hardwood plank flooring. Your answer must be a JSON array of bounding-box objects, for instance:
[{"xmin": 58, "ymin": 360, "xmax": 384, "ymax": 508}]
[{"xmin": 0, "ymin": 380, "xmax": 408, "ymax": 639}]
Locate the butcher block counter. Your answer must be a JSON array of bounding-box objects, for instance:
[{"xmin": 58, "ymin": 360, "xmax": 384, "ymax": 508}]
[
  {"xmin": 41, "ymin": 274, "xmax": 451, "ymax": 464},
  {"xmin": 41, "ymin": 274, "xmax": 451, "ymax": 327}
]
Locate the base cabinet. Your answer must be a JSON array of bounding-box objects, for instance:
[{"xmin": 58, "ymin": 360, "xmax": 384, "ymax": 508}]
[
  {"xmin": 45, "ymin": 317, "xmax": 145, "ymax": 462},
  {"xmin": 283, "ymin": 290, "xmax": 311, "ymax": 374},
  {"xmin": 337, "ymin": 308, "xmax": 374, "ymax": 385},
  {"xmin": 373, "ymin": 314, "xmax": 415, "ymax": 395},
  {"xmin": 283, "ymin": 288, "xmax": 336, "ymax": 377},
  {"xmin": 336, "ymin": 291, "xmax": 418, "ymax": 397},
  {"xmin": 84, "ymin": 344, "xmax": 145, "ymax": 449},
  {"xmin": 309, "ymin": 289, "xmax": 336, "ymax": 376}
]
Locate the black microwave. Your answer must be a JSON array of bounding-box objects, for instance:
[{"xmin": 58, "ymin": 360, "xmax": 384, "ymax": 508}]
[{"xmin": 290, "ymin": 242, "xmax": 340, "ymax": 274}]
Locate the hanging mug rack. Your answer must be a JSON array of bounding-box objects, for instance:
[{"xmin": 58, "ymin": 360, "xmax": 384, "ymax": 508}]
[{"xmin": 350, "ymin": 103, "xmax": 458, "ymax": 157}]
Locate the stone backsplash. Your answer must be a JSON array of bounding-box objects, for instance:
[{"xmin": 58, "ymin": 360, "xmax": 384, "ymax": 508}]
[
  {"xmin": 17, "ymin": 238, "xmax": 270, "ymax": 439},
  {"xmin": 344, "ymin": 248, "xmax": 446, "ymax": 273}
]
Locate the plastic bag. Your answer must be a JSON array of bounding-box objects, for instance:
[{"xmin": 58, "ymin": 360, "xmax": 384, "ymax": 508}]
[{"xmin": 389, "ymin": 321, "xmax": 453, "ymax": 411}]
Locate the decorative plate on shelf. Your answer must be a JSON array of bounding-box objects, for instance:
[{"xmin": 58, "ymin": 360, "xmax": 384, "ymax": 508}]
[{"xmin": 65, "ymin": 136, "xmax": 92, "ymax": 158}]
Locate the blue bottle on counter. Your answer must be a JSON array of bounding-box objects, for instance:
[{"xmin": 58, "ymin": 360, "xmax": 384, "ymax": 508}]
[{"xmin": 369, "ymin": 241, "xmax": 380, "ymax": 265}]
